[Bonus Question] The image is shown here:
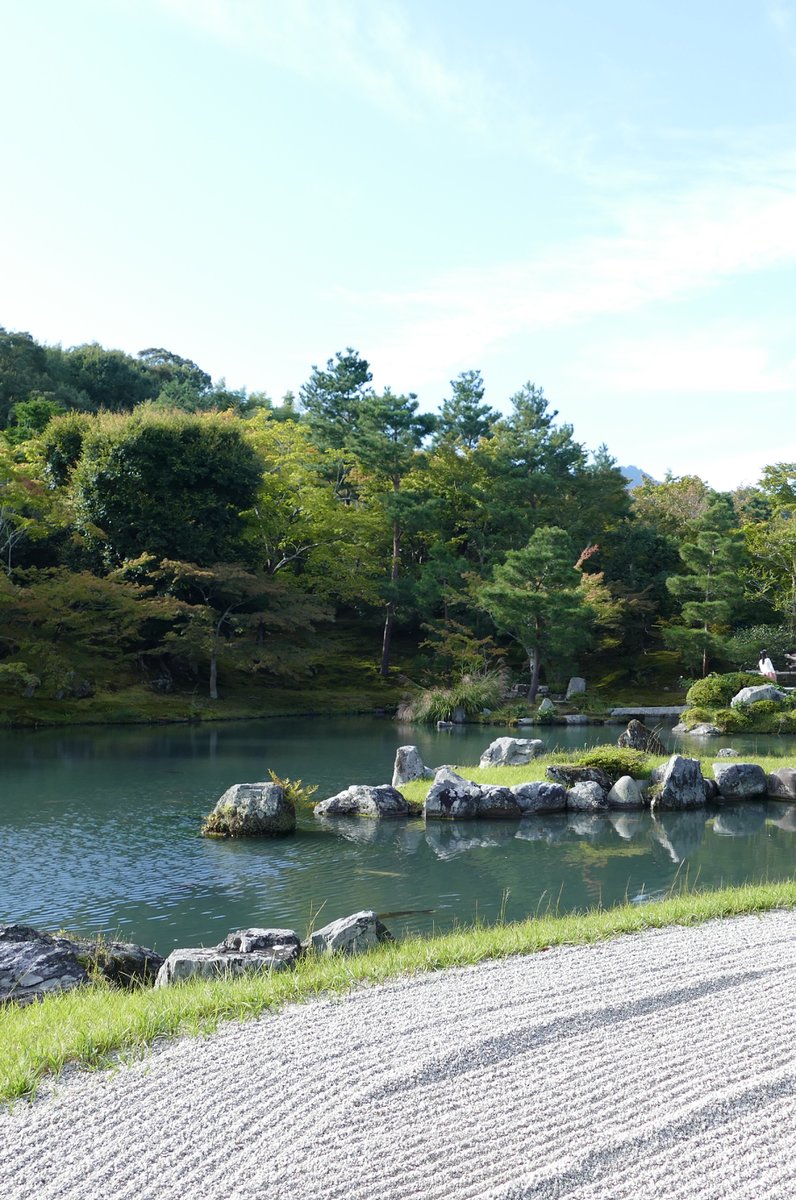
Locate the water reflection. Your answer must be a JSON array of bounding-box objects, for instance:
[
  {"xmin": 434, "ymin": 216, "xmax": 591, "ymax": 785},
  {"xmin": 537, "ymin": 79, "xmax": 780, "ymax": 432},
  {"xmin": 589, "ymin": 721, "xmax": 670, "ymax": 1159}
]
[
  {"xmin": 712, "ymin": 804, "xmax": 767, "ymax": 837},
  {"xmin": 425, "ymin": 821, "xmax": 516, "ymax": 861},
  {"xmin": 651, "ymin": 810, "xmax": 706, "ymax": 863},
  {"xmin": 3, "ymin": 716, "xmax": 796, "ymax": 949}
]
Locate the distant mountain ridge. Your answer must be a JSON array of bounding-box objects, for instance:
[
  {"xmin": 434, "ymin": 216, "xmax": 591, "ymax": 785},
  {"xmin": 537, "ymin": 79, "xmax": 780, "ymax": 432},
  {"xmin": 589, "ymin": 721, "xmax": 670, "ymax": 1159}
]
[{"xmin": 619, "ymin": 464, "xmax": 657, "ymax": 489}]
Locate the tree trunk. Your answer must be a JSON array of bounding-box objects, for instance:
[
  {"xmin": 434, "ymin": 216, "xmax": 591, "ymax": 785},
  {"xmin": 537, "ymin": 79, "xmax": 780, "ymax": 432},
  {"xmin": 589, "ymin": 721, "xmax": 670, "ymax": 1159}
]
[
  {"xmin": 380, "ymin": 518, "xmax": 401, "ymax": 677},
  {"xmin": 209, "ymin": 642, "xmax": 218, "ymax": 700},
  {"xmin": 528, "ymin": 648, "xmax": 541, "ymax": 702}
]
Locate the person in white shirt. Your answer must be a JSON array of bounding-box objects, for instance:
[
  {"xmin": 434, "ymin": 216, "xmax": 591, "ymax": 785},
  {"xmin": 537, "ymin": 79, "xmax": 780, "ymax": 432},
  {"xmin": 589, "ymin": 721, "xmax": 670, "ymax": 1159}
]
[{"xmin": 758, "ymin": 650, "xmax": 777, "ymax": 682}]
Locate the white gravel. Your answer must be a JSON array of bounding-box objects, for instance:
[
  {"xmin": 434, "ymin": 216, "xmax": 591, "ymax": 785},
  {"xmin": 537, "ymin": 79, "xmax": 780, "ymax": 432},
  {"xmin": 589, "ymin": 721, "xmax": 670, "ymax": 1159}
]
[{"xmin": 3, "ymin": 910, "xmax": 796, "ymax": 1199}]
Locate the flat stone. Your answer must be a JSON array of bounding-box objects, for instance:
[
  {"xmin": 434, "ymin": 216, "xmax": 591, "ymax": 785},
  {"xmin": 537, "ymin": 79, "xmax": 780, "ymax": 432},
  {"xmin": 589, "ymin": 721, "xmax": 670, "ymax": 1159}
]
[
  {"xmin": 218, "ymin": 928, "xmax": 302, "ymax": 954},
  {"xmin": 730, "ymin": 685, "xmax": 787, "ymax": 708},
  {"xmin": 479, "ymin": 737, "xmax": 544, "ymax": 768},
  {"xmin": 155, "ymin": 944, "xmax": 299, "ymax": 987},
  {"xmin": 688, "ymin": 723, "xmax": 722, "ymax": 737},
  {"xmin": 716, "ymin": 748, "xmax": 740, "ymax": 758},
  {"xmin": 314, "ymin": 784, "xmax": 408, "ymax": 818}
]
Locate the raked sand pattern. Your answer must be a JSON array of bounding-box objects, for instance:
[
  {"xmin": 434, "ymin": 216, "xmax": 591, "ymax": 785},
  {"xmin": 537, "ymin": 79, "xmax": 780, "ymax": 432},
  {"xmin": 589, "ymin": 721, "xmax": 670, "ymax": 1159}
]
[{"xmin": 3, "ymin": 910, "xmax": 796, "ymax": 1199}]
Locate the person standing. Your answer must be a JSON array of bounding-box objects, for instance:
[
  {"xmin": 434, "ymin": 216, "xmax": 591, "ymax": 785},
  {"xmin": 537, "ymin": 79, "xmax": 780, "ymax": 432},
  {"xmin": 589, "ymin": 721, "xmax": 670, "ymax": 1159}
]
[{"xmin": 758, "ymin": 650, "xmax": 777, "ymax": 682}]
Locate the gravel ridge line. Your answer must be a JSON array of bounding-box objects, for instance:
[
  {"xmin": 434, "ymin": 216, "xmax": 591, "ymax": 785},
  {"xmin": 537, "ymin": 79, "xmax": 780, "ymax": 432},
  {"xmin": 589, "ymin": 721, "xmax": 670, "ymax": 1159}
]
[{"xmin": 3, "ymin": 910, "xmax": 796, "ymax": 1199}]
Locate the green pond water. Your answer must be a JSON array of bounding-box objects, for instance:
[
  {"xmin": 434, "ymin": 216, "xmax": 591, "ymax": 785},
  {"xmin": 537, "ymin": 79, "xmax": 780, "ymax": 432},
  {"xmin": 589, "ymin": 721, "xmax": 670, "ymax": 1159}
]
[{"xmin": 2, "ymin": 717, "xmax": 796, "ymax": 952}]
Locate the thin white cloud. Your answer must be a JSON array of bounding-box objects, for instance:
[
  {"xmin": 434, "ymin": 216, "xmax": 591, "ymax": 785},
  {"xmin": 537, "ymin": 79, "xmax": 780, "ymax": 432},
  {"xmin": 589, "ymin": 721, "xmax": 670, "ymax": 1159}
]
[
  {"xmin": 576, "ymin": 335, "xmax": 796, "ymax": 396},
  {"xmin": 153, "ymin": 0, "xmax": 486, "ymax": 127},
  {"xmin": 361, "ymin": 167, "xmax": 796, "ymax": 391}
]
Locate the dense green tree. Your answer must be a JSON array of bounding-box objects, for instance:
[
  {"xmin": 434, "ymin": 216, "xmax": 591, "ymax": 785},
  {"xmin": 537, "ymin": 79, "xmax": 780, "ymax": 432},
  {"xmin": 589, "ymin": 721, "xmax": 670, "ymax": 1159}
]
[
  {"xmin": 433, "ymin": 370, "xmax": 497, "ymax": 450},
  {"xmin": 61, "ymin": 343, "xmax": 157, "ymax": 412},
  {"xmin": 71, "ymin": 408, "xmax": 262, "ymax": 566},
  {"xmin": 477, "ymin": 526, "xmax": 592, "ymax": 700},
  {"xmin": 0, "ymin": 329, "xmax": 51, "ymax": 427},
  {"xmin": 663, "ymin": 498, "xmax": 747, "ymax": 676},
  {"xmin": 299, "ymin": 348, "xmax": 373, "ymax": 453},
  {"xmin": 350, "ymin": 390, "xmax": 437, "ymax": 675},
  {"xmin": 632, "ymin": 473, "xmax": 713, "ymax": 538}
]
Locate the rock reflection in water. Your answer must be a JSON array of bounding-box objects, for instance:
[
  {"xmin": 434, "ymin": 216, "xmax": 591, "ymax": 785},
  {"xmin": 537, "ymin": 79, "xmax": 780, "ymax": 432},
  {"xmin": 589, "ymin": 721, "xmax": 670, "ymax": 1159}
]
[
  {"xmin": 652, "ymin": 809, "xmax": 706, "ymax": 863},
  {"xmin": 515, "ymin": 814, "xmax": 568, "ymax": 844},
  {"xmin": 768, "ymin": 803, "xmax": 796, "ymax": 832},
  {"xmin": 315, "ymin": 816, "xmax": 397, "ymax": 845},
  {"xmin": 712, "ymin": 804, "xmax": 767, "ymax": 837},
  {"xmin": 566, "ymin": 813, "xmax": 615, "ymax": 843},
  {"xmin": 425, "ymin": 821, "xmax": 515, "ymax": 861},
  {"xmin": 608, "ymin": 812, "xmax": 648, "ymax": 841}
]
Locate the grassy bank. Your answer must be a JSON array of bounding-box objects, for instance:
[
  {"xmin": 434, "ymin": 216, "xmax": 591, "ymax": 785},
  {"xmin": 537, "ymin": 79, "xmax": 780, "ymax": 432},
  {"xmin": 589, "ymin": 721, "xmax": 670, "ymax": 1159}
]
[{"xmin": 5, "ymin": 881, "xmax": 796, "ymax": 1106}]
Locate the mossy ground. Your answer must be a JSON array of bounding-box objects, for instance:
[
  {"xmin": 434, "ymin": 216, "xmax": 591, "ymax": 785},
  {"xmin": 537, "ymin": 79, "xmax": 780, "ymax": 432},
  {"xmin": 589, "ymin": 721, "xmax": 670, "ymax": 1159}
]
[{"xmin": 5, "ymin": 881, "xmax": 796, "ymax": 1106}]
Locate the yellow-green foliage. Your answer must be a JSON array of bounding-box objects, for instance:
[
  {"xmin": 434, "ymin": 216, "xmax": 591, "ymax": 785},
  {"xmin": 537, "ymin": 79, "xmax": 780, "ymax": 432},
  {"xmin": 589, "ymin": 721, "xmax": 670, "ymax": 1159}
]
[{"xmin": 685, "ymin": 673, "xmax": 761, "ymax": 708}]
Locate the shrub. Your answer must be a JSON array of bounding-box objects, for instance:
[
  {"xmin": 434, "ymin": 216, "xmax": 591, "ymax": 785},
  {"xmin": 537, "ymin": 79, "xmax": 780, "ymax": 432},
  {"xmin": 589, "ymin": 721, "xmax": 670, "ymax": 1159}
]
[
  {"xmin": 685, "ymin": 673, "xmax": 762, "ymax": 709},
  {"xmin": 714, "ymin": 707, "xmax": 751, "ymax": 733},
  {"xmin": 573, "ymin": 745, "xmax": 651, "ymax": 782},
  {"xmin": 404, "ymin": 670, "xmax": 506, "ymax": 723},
  {"xmin": 745, "ymin": 699, "xmax": 787, "ymax": 716},
  {"xmin": 682, "ymin": 706, "xmax": 712, "ymax": 728}
]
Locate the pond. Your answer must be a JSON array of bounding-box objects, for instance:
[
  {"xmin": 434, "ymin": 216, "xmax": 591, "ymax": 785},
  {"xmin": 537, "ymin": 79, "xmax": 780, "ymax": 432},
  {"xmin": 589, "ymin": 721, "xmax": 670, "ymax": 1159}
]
[{"xmin": 2, "ymin": 716, "xmax": 796, "ymax": 952}]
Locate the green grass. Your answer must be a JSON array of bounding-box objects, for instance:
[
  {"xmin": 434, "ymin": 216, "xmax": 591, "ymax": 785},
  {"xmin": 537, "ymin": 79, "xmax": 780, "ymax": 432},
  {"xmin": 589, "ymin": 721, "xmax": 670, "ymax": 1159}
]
[{"xmin": 5, "ymin": 880, "xmax": 796, "ymax": 1106}]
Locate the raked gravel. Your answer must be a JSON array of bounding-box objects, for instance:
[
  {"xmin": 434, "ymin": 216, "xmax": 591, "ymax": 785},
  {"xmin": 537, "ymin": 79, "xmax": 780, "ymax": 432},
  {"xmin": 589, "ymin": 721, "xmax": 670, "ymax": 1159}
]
[{"xmin": 3, "ymin": 910, "xmax": 796, "ymax": 1199}]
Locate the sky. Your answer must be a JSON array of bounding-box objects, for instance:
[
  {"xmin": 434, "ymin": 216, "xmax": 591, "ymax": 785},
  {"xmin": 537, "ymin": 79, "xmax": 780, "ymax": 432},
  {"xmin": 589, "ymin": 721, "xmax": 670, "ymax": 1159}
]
[{"xmin": 1, "ymin": 0, "xmax": 795, "ymax": 489}]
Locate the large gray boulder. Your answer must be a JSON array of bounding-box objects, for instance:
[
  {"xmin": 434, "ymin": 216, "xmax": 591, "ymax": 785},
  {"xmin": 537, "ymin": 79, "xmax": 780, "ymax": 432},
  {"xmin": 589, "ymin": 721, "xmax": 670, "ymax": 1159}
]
[
  {"xmin": 537, "ymin": 698, "xmax": 556, "ymax": 716},
  {"xmin": 617, "ymin": 719, "xmax": 665, "ymax": 754},
  {"xmin": 477, "ymin": 786, "xmax": 522, "ymax": 819},
  {"xmin": 304, "ymin": 911, "xmax": 393, "ymax": 956},
  {"xmin": 314, "ymin": 784, "xmax": 407, "ymax": 818},
  {"xmin": 203, "ymin": 782, "xmax": 295, "ymax": 837},
  {"xmin": 479, "ymin": 737, "xmax": 544, "ymax": 768},
  {"xmin": 392, "ymin": 745, "xmax": 434, "ymax": 787},
  {"xmin": 566, "ymin": 677, "xmax": 586, "ymax": 700},
  {"xmin": 424, "ymin": 768, "xmax": 482, "ymax": 819},
  {"xmin": 712, "ymin": 762, "xmax": 767, "ymax": 800},
  {"xmin": 0, "ymin": 924, "xmax": 89, "ymax": 1005},
  {"xmin": 1, "ymin": 924, "xmax": 164, "ymax": 1004},
  {"xmin": 607, "ymin": 775, "xmax": 647, "ymax": 810},
  {"xmin": 567, "ymin": 781, "xmax": 608, "ymax": 811},
  {"xmin": 767, "ymin": 767, "xmax": 796, "ymax": 800},
  {"xmin": 688, "ymin": 723, "xmax": 722, "ymax": 737},
  {"xmin": 651, "ymin": 754, "xmax": 706, "ymax": 810},
  {"xmin": 156, "ymin": 930, "xmax": 301, "ymax": 987},
  {"xmin": 730, "ymin": 684, "xmax": 787, "ymax": 708},
  {"xmin": 510, "ymin": 781, "xmax": 567, "ymax": 814}
]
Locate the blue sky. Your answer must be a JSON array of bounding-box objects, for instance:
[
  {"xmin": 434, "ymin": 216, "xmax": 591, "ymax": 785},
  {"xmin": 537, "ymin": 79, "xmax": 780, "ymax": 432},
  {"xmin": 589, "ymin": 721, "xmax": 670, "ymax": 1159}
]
[{"xmin": 2, "ymin": 0, "xmax": 795, "ymax": 488}]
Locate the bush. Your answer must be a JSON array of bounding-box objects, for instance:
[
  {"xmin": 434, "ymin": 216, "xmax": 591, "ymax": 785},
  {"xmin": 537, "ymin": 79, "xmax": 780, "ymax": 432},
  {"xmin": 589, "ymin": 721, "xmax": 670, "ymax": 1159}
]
[
  {"xmin": 573, "ymin": 745, "xmax": 651, "ymax": 782},
  {"xmin": 685, "ymin": 673, "xmax": 762, "ymax": 709},
  {"xmin": 714, "ymin": 707, "xmax": 751, "ymax": 733},
  {"xmin": 404, "ymin": 670, "xmax": 507, "ymax": 723},
  {"xmin": 682, "ymin": 706, "xmax": 712, "ymax": 728},
  {"xmin": 745, "ymin": 699, "xmax": 787, "ymax": 716}
]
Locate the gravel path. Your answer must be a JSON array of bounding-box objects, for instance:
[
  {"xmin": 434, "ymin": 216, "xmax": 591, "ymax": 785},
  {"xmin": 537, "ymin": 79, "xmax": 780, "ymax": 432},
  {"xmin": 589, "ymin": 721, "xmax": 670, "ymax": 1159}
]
[{"xmin": 4, "ymin": 911, "xmax": 796, "ymax": 1199}]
